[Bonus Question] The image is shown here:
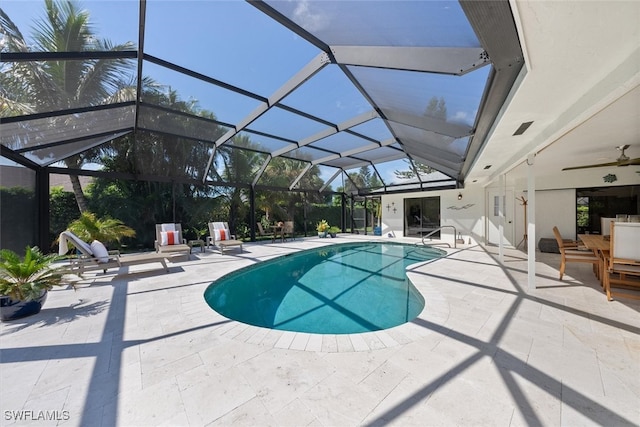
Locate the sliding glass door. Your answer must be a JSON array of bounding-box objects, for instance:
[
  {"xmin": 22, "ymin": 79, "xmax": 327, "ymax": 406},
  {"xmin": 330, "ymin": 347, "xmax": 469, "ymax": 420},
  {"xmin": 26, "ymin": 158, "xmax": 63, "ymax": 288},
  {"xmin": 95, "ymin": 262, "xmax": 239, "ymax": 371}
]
[{"xmin": 404, "ymin": 197, "xmax": 440, "ymax": 238}]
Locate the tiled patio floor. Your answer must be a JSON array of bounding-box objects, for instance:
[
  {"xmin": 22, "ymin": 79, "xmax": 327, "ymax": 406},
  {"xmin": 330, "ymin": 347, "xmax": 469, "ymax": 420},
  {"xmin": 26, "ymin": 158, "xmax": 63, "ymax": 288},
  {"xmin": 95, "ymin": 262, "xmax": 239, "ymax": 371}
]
[{"xmin": 1, "ymin": 236, "xmax": 638, "ymax": 426}]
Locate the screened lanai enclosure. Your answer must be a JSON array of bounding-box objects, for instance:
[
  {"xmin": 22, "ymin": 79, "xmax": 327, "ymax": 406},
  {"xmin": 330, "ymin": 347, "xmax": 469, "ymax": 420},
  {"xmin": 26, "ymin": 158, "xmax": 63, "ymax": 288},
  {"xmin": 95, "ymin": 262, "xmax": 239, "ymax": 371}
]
[{"xmin": 0, "ymin": 0, "xmax": 523, "ymax": 253}]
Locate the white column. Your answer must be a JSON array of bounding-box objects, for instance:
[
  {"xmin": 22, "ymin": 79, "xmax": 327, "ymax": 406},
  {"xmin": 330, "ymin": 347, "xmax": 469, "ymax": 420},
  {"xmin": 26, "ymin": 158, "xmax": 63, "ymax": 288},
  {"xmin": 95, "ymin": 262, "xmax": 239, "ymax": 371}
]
[
  {"xmin": 497, "ymin": 174, "xmax": 505, "ymax": 263},
  {"xmin": 527, "ymin": 153, "xmax": 536, "ymax": 290}
]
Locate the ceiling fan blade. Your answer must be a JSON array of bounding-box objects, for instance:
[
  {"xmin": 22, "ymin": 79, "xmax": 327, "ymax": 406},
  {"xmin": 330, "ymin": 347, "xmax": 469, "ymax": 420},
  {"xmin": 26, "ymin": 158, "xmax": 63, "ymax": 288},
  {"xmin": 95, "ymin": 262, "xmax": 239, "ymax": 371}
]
[
  {"xmin": 562, "ymin": 161, "xmax": 619, "ymax": 171},
  {"xmin": 619, "ymin": 157, "xmax": 640, "ymax": 166}
]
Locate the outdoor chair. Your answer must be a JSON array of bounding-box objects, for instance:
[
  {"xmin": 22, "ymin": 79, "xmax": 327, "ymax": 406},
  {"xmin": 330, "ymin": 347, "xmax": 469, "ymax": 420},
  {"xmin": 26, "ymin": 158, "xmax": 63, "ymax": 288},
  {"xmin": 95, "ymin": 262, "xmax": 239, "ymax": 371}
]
[
  {"xmin": 604, "ymin": 222, "xmax": 640, "ymax": 301},
  {"xmin": 208, "ymin": 222, "xmax": 243, "ymax": 254},
  {"xmin": 552, "ymin": 226, "xmax": 600, "ymax": 280},
  {"xmin": 283, "ymin": 220, "xmax": 295, "ymax": 241},
  {"xmin": 59, "ymin": 230, "xmax": 170, "ymax": 275},
  {"xmin": 155, "ymin": 223, "xmax": 190, "ymax": 256},
  {"xmin": 257, "ymin": 222, "xmax": 275, "ymax": 242}
]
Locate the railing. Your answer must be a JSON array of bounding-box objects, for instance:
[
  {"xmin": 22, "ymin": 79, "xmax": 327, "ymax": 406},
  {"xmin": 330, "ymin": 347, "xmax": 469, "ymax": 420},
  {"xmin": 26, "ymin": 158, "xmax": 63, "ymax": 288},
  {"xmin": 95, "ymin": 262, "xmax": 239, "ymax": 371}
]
[{"xmin": 418, "ymin": 225, "xmax": 458, "ymax": 249}]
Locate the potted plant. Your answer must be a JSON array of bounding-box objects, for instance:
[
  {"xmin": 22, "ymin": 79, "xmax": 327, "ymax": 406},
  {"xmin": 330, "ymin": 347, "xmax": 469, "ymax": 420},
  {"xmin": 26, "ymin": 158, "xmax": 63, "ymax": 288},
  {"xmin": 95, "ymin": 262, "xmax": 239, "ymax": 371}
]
[
  {"xmin": 316, "ymin": 219, "xmax": 330, "ymax": 238},
  {"xmin": 328, "ymin": 226, "xmax": 340, "ymax": 238},
  {"xmin": 0, "ymin": 246, "xmax": 67, "ymax": 321}
]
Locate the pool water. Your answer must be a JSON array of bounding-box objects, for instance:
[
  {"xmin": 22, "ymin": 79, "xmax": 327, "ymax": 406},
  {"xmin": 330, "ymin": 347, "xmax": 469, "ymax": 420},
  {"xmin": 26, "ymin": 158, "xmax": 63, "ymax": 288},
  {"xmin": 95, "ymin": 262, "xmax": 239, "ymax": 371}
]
[{"xmin": 204, "ymin": 242, "xmax": 444, "ymax": 334}]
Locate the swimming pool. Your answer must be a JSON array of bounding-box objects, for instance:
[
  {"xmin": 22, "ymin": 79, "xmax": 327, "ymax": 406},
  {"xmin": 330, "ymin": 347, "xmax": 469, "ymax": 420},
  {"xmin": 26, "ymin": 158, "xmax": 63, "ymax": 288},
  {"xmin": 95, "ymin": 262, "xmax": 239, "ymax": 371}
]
[{"xmin": 204, "ymin": 242, "xmax": 444, "ymax": 334}]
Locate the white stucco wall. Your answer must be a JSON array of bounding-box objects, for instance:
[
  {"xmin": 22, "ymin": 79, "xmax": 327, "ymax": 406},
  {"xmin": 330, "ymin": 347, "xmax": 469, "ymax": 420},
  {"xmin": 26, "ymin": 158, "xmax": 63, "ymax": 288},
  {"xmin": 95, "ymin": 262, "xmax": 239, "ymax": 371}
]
[
  {"xmin": 512, "ymin": 188, "xmax": 577, "ymax": 245},
  {"xmin": 380, "ymin": 187, "xmax": 485, "ymax": 246}
]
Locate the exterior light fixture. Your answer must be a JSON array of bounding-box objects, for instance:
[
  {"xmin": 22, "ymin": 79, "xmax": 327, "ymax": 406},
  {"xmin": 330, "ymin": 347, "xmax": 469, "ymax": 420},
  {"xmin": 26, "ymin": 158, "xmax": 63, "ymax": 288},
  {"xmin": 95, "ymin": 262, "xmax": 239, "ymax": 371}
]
[{"xmin": 457, "ymin": 193, "xmax": 463, "ymax": 200}]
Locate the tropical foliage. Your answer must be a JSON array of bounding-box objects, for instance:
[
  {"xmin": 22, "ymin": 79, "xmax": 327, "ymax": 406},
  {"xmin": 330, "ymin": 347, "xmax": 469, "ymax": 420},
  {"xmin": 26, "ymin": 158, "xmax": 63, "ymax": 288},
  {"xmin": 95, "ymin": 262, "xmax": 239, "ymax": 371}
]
[
  {"xmin": 0, "ymin": 0, "xmax": 136, "ymax": 212},
  {"xmin": 0, "ymin": 246, "xmax": 65, "ymax": 301},
  {"xmin": 66, "ymin": 211, "xmax": 135, "ymax": 246},
  {"xmin": 4, "ymin": 1, "xmax": 343, "ymax": 250},
  {"xmin": 316, "ymin": 219, "xmax": 330, "ymax": 233}
]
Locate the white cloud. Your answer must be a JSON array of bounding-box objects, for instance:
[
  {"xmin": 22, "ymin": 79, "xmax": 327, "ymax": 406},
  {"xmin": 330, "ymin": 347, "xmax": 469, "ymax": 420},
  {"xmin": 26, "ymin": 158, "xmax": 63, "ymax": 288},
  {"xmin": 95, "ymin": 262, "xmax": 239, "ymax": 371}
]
[
  {"xmin": 293, "ymin": 0, "xmax": 329, "ymax": 32},
  {"xmin": 453, "ymin": 111, "xmax": 468, "ymax": 122}
]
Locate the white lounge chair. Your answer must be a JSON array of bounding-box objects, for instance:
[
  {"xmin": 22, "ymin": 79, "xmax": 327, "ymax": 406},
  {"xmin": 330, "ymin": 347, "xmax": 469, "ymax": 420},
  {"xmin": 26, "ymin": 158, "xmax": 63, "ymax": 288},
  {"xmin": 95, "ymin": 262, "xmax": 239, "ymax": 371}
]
[{"xmin": 58, "ymin": 230, "xmax": 170, "ymax": 275}]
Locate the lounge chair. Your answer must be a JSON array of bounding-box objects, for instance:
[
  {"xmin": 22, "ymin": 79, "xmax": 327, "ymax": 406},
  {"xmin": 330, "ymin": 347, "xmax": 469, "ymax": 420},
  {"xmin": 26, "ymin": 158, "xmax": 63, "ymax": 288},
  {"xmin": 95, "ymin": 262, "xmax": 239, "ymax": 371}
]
[
  {"xmin": 155, "ymin": 223, "xmax": 191, "ymax": 256},
  {"xmin": 58, "ymin": 230, "xmax": 170, "ymax": 275},
  {"xmin": 208, "ymin": 222, "xmax": 243, "ymax": 254}
]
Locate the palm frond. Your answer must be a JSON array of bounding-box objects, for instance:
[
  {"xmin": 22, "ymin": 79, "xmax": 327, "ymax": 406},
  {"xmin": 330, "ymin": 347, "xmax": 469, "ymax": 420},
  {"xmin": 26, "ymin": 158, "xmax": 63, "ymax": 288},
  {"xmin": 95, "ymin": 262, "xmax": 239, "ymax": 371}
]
[
  {"xmin": 0, "ymin": 246, "xmax": 63, "ymax": 301},
  {"xmin": 0, "ymin": 8, "xmax": 29, "ymax": 52}
]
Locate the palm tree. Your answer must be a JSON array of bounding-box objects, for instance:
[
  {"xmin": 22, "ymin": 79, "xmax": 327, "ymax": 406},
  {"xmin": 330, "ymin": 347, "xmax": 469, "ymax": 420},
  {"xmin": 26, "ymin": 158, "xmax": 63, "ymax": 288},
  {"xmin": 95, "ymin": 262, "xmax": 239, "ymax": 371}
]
[
  {"xmin": 217, "ymin": 135, "xmax": 263, "ymax": 232},
  {"xmin": 0, "ymin": 0, "xmax": 135, "ymax": 212},
  {"xmin": 66, "ymin": 211, "xmax": 135, "ymax": 247}
]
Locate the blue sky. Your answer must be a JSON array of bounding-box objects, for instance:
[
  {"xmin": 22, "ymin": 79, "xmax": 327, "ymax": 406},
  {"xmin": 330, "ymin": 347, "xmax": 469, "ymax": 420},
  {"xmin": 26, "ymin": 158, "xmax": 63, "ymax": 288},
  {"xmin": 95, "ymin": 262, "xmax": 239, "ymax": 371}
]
[{"xmin": 2, "ymin": 0, "xmax": 488, "ymax": 188}]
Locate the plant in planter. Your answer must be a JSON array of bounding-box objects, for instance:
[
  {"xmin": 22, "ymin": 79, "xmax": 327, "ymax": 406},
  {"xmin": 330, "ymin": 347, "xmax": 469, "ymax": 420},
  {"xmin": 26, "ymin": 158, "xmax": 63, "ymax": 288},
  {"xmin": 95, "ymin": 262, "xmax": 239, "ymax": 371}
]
[
  {"xmin": 316, "ymin": 219, "xmax": 330, "ymax": 238},
  {"xmin": 328, "ymin": 226, "xmax": 340, "ymax": 238},
  {"xmin": 0, "ymin": 246, "xmax": 68, "ymax": 321}
]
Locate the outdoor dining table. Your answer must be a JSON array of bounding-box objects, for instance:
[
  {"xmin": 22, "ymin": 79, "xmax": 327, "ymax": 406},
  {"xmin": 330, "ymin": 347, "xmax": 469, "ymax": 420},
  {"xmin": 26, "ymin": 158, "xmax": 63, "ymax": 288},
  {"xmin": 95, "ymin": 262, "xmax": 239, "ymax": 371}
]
[{"xmin": 578, "ymin": 234, "xmax": 610, "ymax": 285}]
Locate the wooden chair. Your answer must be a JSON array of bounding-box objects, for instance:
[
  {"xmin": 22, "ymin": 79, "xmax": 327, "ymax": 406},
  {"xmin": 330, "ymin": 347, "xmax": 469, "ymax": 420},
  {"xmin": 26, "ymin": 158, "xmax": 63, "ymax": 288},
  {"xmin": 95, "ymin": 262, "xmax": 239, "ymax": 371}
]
[
  {"xmin": 208, "ymin": 222, "xmax": 243, "ymax": 254},
  {"xmin": 257, "ymin": 222, "xmax": 275, "ymax": 243},
  {"xmin": 283, "ymin": 220, "xmax": 295, "ymax": 241},
  {"xmin": 604, "ymin": 222, "xmax": 640, "ymax": 301},
  {"xmin": 552, "ymin": 226, "xmax": 600, "ymax": 280}
]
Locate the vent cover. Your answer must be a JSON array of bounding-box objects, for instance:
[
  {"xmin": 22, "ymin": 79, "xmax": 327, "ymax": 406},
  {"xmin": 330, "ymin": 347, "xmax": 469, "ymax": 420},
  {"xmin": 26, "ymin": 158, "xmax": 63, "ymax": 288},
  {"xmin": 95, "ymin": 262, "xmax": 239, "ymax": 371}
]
[{"xmin": 513, "ymin": 121, "xmax": 534, "ymax": 136}]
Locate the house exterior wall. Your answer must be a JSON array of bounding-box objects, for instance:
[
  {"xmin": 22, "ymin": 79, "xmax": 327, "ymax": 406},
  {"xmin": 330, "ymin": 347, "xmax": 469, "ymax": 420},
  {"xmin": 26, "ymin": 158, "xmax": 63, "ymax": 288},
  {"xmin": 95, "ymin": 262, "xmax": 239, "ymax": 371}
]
[
  {"xmin": 380, "ymin": 187, "xmax": 485, "ymax": 247},
  {"xmin": 380, "ymin": 168, "xmax": 638, "ymax": 248}
]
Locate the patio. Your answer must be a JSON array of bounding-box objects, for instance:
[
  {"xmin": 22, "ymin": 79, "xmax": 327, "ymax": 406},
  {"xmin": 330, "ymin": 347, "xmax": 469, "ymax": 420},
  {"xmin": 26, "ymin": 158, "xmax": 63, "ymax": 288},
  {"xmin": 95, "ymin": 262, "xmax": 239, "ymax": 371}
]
[{"xmin": 1, "ymin": 236, "xmax": 638, "ymax": 426}]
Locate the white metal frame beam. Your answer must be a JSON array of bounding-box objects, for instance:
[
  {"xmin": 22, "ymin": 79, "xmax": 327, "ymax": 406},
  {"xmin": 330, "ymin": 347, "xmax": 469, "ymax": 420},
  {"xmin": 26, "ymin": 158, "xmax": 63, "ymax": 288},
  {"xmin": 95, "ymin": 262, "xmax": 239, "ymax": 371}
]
[{"xmin": 203, "ymin": 52, "xmax": 331, "ymax": 182}]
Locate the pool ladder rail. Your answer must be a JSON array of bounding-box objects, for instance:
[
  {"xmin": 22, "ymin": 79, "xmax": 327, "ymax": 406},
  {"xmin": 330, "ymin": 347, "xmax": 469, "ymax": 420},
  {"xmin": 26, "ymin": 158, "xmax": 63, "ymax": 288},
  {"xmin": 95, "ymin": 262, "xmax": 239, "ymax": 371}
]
[{"xmin": 417, "ymin": 225, "xmax": 459, "ymax": 249}]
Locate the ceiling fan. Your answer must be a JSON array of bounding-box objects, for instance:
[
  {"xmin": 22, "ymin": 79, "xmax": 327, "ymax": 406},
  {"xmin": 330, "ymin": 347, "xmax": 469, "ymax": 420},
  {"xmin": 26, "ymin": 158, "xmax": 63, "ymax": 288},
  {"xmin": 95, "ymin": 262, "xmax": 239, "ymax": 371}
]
[{"xmin": 562, "ymin": 145, "xmax": 640, "ymax": 171}]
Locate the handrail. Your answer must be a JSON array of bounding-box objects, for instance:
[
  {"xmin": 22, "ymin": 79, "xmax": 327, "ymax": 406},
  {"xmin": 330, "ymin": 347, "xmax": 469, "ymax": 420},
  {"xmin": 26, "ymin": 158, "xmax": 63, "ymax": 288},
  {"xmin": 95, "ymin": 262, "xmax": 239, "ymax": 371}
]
[{"xmin": 420, "ymin": 225, "xmax": 458, "ymax": 249}]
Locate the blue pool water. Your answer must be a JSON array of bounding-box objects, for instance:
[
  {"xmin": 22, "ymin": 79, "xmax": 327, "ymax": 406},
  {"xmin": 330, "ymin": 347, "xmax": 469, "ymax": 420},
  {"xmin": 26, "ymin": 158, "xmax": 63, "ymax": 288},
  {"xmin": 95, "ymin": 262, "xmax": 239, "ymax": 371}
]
[{"xmin": 204, "ymin": 242, "xmax": 444, "ymax": 334}]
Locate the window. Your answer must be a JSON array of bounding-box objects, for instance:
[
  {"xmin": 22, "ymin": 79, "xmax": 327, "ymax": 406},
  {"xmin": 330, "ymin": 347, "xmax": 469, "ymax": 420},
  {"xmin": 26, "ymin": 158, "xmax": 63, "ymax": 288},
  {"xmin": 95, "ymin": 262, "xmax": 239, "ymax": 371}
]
[{"xmin": 576, "ymin": 185, "xmax": 639, "ymax": 234}]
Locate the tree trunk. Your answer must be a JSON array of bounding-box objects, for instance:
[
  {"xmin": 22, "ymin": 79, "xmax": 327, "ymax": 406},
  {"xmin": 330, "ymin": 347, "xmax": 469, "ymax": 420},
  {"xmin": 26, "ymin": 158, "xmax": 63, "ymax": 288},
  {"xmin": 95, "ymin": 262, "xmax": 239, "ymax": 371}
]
[
  {"xmin": 68, "ymin": 174, "xmax": 89, "ymax": 213},
  {"xmin": 64, "ymin": 156, "xmax": 89, "ymax": 213}
]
